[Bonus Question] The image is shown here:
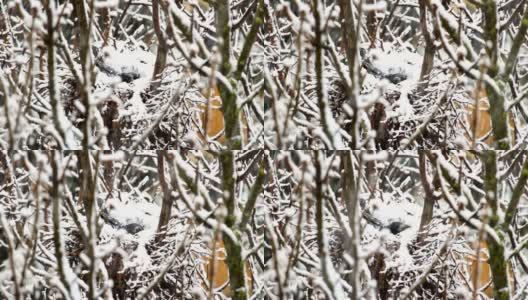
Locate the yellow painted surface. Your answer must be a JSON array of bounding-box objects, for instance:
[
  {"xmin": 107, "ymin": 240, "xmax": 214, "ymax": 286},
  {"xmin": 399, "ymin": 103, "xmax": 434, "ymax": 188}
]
[
  {"xmin": 197, "ymin": 86, "xmax": 249, "ymax": 146},
  {"xmin": 460, "ymin": 88, "xmax": 516, "ymax": 146},
  {"xmin": 201, "ymin": 238, "xmax": 253, "ymax": 297}
]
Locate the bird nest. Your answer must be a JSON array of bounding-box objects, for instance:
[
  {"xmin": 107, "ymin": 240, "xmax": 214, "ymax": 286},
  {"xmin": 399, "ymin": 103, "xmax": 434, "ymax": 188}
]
[
  {"xmin": 301, "ymin": 49, "xmax": 469, "ymax": 149},
  {"xmin": 120, "ymin": 219, "xmax": 203, "ymax": 299},
  {"xmin": 367, "ymin": 217, "xmax": 470, "ymax": 300},
  {"xmin": 46, "ymin": 39, "xmax": 212, "ymax": 150},
  {"xmin": 361, "ymin": 61, "xmax": 469, "ymax": 150}
]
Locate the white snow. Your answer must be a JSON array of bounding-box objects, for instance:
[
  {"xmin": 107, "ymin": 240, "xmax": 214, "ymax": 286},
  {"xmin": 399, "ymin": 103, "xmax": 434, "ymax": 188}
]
[
  {"xmin": 369, "ymin": 196, "xmax": 422, "ymax": 233},
  {"xmin": 101, "ymin": 196, "xmax": 161, "ymax": 269},
  {"xmin": 364, "ymin": 193, "xmax": 423, "ymax": 271},
  {"xmin": 366, "ymin": 48, "xmax": 422, "ymax": 83},
  {"xmin": 94, "ymin": 0, "xmax": 118, "ymax": 9},
  {"xmin": 96, "ymin": 41, "xmax": 156, "ymax": 80},
  {"xmin": 105, "ymin": 197, "xmax": 160, "ymax": 230},
  {"xmin": 362, "ymin": 47, "xmax": 424, "ymax": 123},
  {"xmin": 92, "ymin": 41, "xmax": 159, "ymax": 126}
]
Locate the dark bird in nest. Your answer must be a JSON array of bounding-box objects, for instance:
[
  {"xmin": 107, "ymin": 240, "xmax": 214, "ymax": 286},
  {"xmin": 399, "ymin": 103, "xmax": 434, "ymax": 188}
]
[
  {"xmin": 362, "ymin": 209, "xmax": 411, "ymax": 235},
  {"xmin": 386, "ymin": 221, "xmax": 411, "ymax": 235},
  {"xmin": 123, "ymin": 223, "xmax": 145, "ymax": 235},
  {"xmin": 95, "ymin": 57, "xmax": 141, "ymax": 83},
  {"xmin": 360, "ymin": 48, "xmax": 419, "ymax": 85},
  {"xmin": 100, "ymin": 208, "xmax": 145, "ymax": 235}
]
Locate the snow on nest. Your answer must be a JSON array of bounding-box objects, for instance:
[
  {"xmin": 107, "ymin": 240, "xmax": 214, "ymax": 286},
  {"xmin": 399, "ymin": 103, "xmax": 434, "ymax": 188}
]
[
  {"xmin": 91, "ymin": 41, "xmax": 158, "ymax": 125},
  {"xmin": 369, "ymin": 197, "xmax": 422, "ymax": 232},
  {"xmin": 366, "ymin": 48, "xmax": 422, "ymax": 83},
  {"xmin": 363, "ymin": 48, "xmax": 423, "ymax": 121},
  {"xmin": 104, "ymin": 197, "xmax": 160, "ymax": 230},
  {"xmin": 95, "ymin": 40, "xmax": 156, "ymax": 80},
  {"xmin": 100, "ymin": 196, "xmax": 161, "ymax": 269},
  {"xmin": 363, "ymin": 193, "xmax": 422, "ymax": 269}
]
